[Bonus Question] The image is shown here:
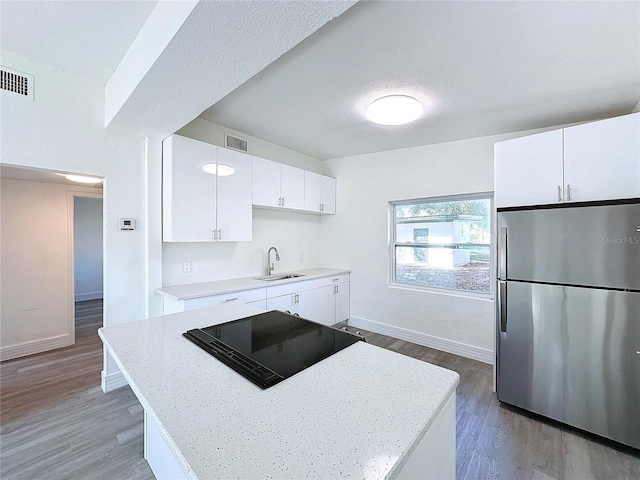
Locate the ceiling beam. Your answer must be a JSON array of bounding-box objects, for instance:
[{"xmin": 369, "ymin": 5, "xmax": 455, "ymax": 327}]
[{"xmin": 104, "ymin": 0, "xmax": 357, "ymax": 138}]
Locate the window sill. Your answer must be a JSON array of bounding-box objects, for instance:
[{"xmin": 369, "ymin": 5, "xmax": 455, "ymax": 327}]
[{"xmin": 388, "ymin": 282, "xmax": 494, "ymax": 301}]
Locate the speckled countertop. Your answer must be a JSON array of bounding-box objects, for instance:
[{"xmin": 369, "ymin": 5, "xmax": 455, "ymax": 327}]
[
  {"xmin": 99, "ymin": 303, "xmax": 460, "ymax": 480},
  {"xmin": 156, "ymin": 268, "xmax": 351, "ymax": 300}
]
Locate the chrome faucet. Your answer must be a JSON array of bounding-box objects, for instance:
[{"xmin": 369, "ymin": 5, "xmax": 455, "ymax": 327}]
[{"xmin": 267, "ymin": 247, "xmax": 280, "ymax": 275}]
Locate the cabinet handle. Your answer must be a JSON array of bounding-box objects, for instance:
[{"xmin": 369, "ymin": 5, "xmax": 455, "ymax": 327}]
[
  {"xmin": 282, "ymin": 196, "xmax": 285, "ymax": 206},
  {"xmin": 212, "ymin": 229, "xmax": 217, "ymax": 240},
  {"xmin": 557, "ymin": 185, "xmax": 562, "ymax": 202},
  {"xmin": 217, "ymin": 229, "xmax": 222, "ymax": 240},
  {"xmin": 566, "ymin": 184, "xmax": 571, "ymax": 201},
  {"xmin": 334, "ymin": 285, "xmax": 338, "ymax": 294},
  {"xmin": 225, "ymin": 297, "xmax": 239, "ymax": 302}
]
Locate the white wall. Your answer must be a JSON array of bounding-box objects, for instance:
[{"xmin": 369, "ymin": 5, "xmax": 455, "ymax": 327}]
[
  {"xmin": 322, "ymin": 127, "xmax": 565, "ymax": 363},
  {"xmin": 162, "ymin": 119, "xmax": 328, "ymax": 286},
  {"xmin": 74, "ymin": 197, "xmax": 103, "ymax": 301},
  {"xmin": 0, "ymin": 51, "xmax": 147, "ymax": 386},
  {"xmin": 0, "ymin": 179, "xmax": 99, "ymax": 360}
]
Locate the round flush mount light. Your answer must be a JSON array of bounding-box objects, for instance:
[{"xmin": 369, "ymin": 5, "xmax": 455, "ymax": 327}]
[
  {"xmin": 202, "ymin": 164, "xmax": 235, "ymax": 176},
  {"xmin": 365, "ymin": 95, "xmax": 423, "ymax": 125},
  {"xmin": 63, "ymin": 174, "xmax": 102, "ymax": 184}
]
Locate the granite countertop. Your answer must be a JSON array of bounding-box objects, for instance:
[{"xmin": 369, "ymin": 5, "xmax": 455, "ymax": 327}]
[
  {"xmin": 156, "ymin": 268, "xmax": 351, "ymax": 301},
  {"xmin": 99, "ymin": 303, "xmax": 460, "ymax": 480}
]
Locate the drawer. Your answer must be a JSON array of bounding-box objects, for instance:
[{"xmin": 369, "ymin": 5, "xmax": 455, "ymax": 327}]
[
  {"xmin": 267, "ymin": 278, "xmax": 319, "ymax": 298},
  {"xmin": 183, "ymin": 287, "xmax": 266, "ymax": 311},
  {"xmin": 318, "ymin": 273, "xmax": 349, "ymax": 288}
]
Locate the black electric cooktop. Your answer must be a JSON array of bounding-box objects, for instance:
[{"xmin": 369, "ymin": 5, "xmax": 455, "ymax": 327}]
[{"xmin": 183, "ymin": 311, "xmax": 364, "ymax": 389}]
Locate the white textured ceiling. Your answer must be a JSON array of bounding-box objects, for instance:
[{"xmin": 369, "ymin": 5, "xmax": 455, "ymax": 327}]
[
  {"xmin": 200, "ymin": 1, "xmax": 640, "ymax": 160},
  {"xmin": 0, "ymin": 0, "xmax": 157, "ymax": 84},
  {"xmin": 106, "ymin": 0, "xmax": 357, "ymax": 136}
]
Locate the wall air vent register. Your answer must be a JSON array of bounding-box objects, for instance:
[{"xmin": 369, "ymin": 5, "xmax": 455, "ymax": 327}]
[
  {"xmin": 225, "ymin": 133, "xmax": 248, "ymax": 152},
  {"xmin": 0, "ymin": 67, "xmax": 34, "ymax": 100}
]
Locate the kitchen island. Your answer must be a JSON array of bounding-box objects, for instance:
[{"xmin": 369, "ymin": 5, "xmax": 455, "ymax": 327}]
[{"xmin": 98, "ymin": 303, "xmax": 460, "ymax": 479}]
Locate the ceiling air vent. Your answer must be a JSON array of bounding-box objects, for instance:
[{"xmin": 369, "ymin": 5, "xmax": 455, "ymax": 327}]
[
  {"xmin": 225, "ymin": 133, "xmax": 248, "ymax": 152},
  {"xmin": 0, "ymin": 67, "xmax": 34, "ymax": 100}
]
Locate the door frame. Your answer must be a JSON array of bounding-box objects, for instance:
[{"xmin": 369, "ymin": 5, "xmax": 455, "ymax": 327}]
[{"xmin": 67, "ymin": 190, "xmax": 103, "ymax": 345}]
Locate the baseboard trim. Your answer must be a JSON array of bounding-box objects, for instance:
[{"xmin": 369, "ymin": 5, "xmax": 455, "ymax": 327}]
[
  {"xmin": 75, "ymin": 291, "xmax": 103, "ymax": 302},
  {"xmin": 0, "ymin": 334, "xmax": 71, "ymax": 361},
  {"xmin": 348, "ymin": 316, "xmax": 494, "ymax": 365},
  {"xmin": 101, "ymin": 370, "xmax": 128, "ymax": 393}
]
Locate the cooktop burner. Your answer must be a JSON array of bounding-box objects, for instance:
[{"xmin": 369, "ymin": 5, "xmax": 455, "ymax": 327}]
[{"xmin": 183, "ymin": 311, "xmax": 363, "ymax": 389}]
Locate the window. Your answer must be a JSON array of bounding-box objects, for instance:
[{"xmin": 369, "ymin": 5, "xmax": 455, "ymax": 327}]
[{"xmin": 391, "ymin": 194, "xmax": 492, "ymax": 296}]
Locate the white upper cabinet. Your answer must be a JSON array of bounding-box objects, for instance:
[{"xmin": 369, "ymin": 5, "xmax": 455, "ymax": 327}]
[
  {"xmin": 252, "ymin": 156, "xmax": 315, "ymax": 211},
  {"xmin": 495, "ymin": 112, "xmax": 640, "ymax": 208},
  {"xmin": 304, "ymin": 171, "xmax": 336, "ymax": 214},
  {"xmin": 494, "ymin": 130, "xmax": 564, "ymax": 208},
  {"xmin": 163, "ymin": 135, "xmax": 252, "ymax": 242},
  {"xmin": 304, "ymin": 171, "xmax": 322, "ymax": 212},
  {"xmin": 163, "ymin": 135, "xmax": 217, "ymax": 242},
  {"xmin": 280, "ymin": 164, "xmax": 305, "ymax": 210},
  {"xmin": 320, "ymin": 175, "xmax": 336, "ymax": 214},
  {"xmin": 563, "ymin": 113, "xmax": 640, "ymax": 203},
  {"xmin": 252, "ymin": 156, "xmax": 281, "ymax": 208},
  {"xmin": 216, "ymin": 147, "xmax": 253, "ymax": 241}
]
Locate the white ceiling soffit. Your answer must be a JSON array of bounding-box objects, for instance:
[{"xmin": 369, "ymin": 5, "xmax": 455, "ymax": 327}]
[
  {"xmin": 0, "ymin": 165, "xmax": 103, "ymax": 188},
  {"xmin": 0, "ymin": 0, "xmax": 158, "ymax": 85},
  {"xmin": 105, "ymin": 0, "xmax": 358, "ymax": 137},
  {"xmin": 200, "ymin": 1, "xmax": 640, "ymax": 160}
]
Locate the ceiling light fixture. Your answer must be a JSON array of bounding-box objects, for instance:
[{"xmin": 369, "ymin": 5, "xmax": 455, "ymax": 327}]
[
  {"xmin": 63, "ymin": 174, "xmax": 103, "ymax": 184},
  {"xmin": 202, "ymin": 164, "xmax": 235, "ymax": 176},
  {"xmin": 366, "ymin": 95, "xmax": 423, "ymax": 125}
]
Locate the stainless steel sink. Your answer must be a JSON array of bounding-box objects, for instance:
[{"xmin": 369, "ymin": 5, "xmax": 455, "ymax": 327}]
[{"xmin": 254, "ymin": 274, "xmax": 305, "ymax": 281}]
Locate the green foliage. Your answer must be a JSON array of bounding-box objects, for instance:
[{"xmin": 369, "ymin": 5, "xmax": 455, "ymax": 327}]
[{"xmin": 397, "ymin": 199, "xmax": 491, "ymax": 236}]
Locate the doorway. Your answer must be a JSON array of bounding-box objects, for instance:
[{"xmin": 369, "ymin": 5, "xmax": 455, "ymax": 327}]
[{"xmin": 72, "ymin": 195, "xmax": 104, "ymax": 344}]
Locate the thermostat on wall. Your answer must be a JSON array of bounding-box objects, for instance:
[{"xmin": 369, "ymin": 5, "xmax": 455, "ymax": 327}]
[{"xmin": 119, "ymin": 218, "xmax": 135, "ymax": 230}]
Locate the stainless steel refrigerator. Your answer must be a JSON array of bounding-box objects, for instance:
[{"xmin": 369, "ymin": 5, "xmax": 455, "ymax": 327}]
[{"xmin": 496, "ymin": 201, "xmax": 640, "ymax": 449}]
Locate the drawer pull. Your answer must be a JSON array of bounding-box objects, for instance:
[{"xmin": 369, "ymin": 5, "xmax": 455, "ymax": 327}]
[
  {"xmin": 332, "ymin": 278, "xmax": 339, "ymax": 282},
  {"xmin": 225, "ymin": 297, "xmax": 239, "ymax": 302}
]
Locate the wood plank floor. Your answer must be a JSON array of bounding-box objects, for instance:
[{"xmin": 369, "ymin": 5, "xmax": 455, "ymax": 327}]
[{"xmin": 1, "ymin": 305, "xmax": 638, "ymax": 479}]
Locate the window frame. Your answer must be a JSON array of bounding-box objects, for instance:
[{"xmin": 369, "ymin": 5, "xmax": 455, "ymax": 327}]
[{"xmin": 389, "ymin": 192, "xmax": 494, "ymax": 299}]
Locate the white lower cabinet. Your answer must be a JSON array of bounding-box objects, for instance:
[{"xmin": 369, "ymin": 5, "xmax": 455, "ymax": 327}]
[
  {"xmin": 162, "ymin": 287, "xmax": 266, "ymax": 315},
  {"xmin": 317, "ymin": 274, "xmax": 350, "ymax": 326},
  {"xmin": 160, "ymin": 274, "xmax": 350, "ymax": 326},
  {"xmin": 267, "ymin": 289, "xmax": 318, "ymax": 320},
  {"xmin": 266, "ymin": 279, "xmax": 319, "ymax": 320}
]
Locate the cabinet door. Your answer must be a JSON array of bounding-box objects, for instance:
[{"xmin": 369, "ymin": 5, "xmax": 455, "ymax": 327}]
[
  {"xmin": 252, "ymin": 156, "xmax": 281, "ymax": 207},
  {"xmin": 296, "ymin": 288, "xmax": 318, "ymax": 322},
  {"xmin": 563, "ymin": 113, "xmax": 640, "ymax": 203},
  {"xmin": 321, "ymin": 175, "xmax": 336, "ymax": 214},
  {"xmin": 494, "ymin": 130, "xmax": 564, "ymax": 208},
  {"xmin": 163, "ymin": 135, "xmax": 217, "ymax": 242},
  {"xmin": 304, "ymin": 171, "xmax": 322, "ymax": 213},
  {"xmin": 216, "ymin": 147, "xmax": 252, "ymax": 241},
  {"xmin": 280, "ymin": 164, "xmax": 305, "ymax": 210},
  {"xmin": 317, "ymin": 285, "xmax": 336, "ymax": 326},
  {"xmin": 335, "ymin": 282, "xmax": 350, "ymax": 323},
  {"xmin": 266, "ymin": 293, "xmax": 297, "ymax": 314}
]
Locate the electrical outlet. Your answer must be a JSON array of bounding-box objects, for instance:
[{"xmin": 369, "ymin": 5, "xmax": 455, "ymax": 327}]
[
  {"xmin": 183, "ymin": 261, "xmax": 191, "ymax": 273},
  {"xmin": 76, "ymin": 279, "xmax": 82, "ymax": 285},
  {"xmin": 299, "ymin": 255, "xmax": 303, "ymax": 262}
]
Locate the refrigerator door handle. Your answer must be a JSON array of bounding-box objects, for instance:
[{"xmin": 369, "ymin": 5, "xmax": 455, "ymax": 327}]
[
  {"xmin": 499, "ymin": 227, "xmax": 507, "ymax": 279},
  {"xmin": 498, "ymin": 281, "xmax": 507, "ymax": 332}
]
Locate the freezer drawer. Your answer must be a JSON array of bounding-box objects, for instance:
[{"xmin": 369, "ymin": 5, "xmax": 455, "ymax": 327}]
[
  {"xmin": 497, "ymin": 282, "xmax": 640, "ymax": 449},
  {"xmin": 497, "ymin": 202, "xmax": 640, "ymax": 290}
]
